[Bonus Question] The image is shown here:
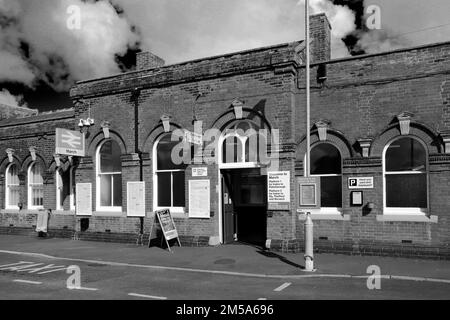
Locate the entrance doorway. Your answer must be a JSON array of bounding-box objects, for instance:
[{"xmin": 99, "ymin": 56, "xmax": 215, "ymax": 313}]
[{"xmin": 221, "ymin": 168, "xmax": 267, "ymax": 246}]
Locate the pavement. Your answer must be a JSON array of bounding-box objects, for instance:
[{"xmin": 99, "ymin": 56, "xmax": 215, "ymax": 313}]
[{"xmin": 0, "ymin": 234, "xmax": 449, "ymax": 281}]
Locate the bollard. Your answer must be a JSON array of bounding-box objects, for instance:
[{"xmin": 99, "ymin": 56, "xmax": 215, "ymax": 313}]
[{"xmin": 304, "ymin": 212, "xmax": 315, "ymax": 272}]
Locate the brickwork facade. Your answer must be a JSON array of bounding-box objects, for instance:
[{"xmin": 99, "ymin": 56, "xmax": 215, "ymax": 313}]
[{"xmin": 0, "ymin": 14, "xmax": 449, "ymax": 259}]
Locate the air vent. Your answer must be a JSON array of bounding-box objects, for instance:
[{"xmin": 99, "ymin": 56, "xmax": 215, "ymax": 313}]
[
  {"xmin": 319, "ymin": 236, "xmax": 329, "ymax": 240},
  {"xmin": 402, "ymin": 240, "xmax": 413, "ymax": 244}
]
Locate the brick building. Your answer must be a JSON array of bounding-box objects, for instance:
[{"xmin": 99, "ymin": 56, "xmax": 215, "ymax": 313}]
[{"xmin": 1, "ymin": 14, "xmax": 449, "ymax": 259}]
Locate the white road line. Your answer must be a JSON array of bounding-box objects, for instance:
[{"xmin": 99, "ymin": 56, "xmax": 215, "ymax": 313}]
[
  {"xmin": 257, "ymin": 298, "xmax": 267, "ymax": 300},
  {"xmin": 1, "ymin": 250, "xmax": 450, "ymax": 284},
  {"xmin": 69, "ymin": 287, "xmax": 99, "ymax": 291},
  {"xmin": 128, "ymin": 293, "xmax": 167, "ymax": 300},
  {"xmin": 274, "ymin": 282, "xmax": 291, "ymax": 292},
  {"xmin": 13, "ymin": 279, "xmax": 42, "ymax": 285}
]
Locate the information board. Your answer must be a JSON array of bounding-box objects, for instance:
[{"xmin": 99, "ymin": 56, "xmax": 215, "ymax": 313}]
[
  {"xmin": 192, "ymin": 167, "xmax": 208, "ymax": 177},
  {"xmin": 189, "ymin": 180, "xmax": 211, "ymax": 218},
  {"xmin": 268, "ymin": 171, "xmax": 290, "ymax": 203},
  {"xmin": 127, "ymin": 182, "xmax": 146, "ymax": 217},
  {"xmin": 76, "ymin": 183, "xmax": 92, "ymax": 216},
  {"xmin": 348, "ymin": 177, "xmax": 374, "ymax": 189},
  {"xmin": 297, "ymin": 177, "xmax": 321, "ymax": 209}
]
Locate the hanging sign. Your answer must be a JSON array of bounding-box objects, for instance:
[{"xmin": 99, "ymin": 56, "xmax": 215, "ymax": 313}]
[{"xmin": 55, "ymin": 128, "xmax": 85, "ymax": 157}]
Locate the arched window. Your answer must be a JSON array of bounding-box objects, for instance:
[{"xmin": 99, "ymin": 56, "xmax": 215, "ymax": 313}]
[
  {"xmin": 28, "ymin": 162, "xmax": 44, "ymax": 209},
  {"xmin": 5, "ymin": 164, "xmax": 20, "ymax": 209},
  {"xmin": 154, "ymin": 134, "xmax": 187, "ymax": 211},
  {"xmin": 383, "ymin": 137, "xmax": 427, "ymax": 213},
  {"xmin": 310, "ymin": 143, "xmax": 342, "ymax": 209},
  {"xmin": 221, "ymin": 120, "xmax": 266, "ymax": 167},
  {"xmin": 96, "ymin": 140, "xmax": 122, "ymax": 210},
  {"xmin": 56, "ymin": 169, "xmax": 70, "ymax": 210}
]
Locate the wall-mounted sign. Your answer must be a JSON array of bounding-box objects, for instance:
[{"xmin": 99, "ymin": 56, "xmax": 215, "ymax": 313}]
[
  {"xmin": 127, "ymin": 182, "xmax": 146, "ymax": 217},
  {"xmin": 189, "ymin": 180, "xmax": 210, "ymax": 218},
  {"xmin": 297, "ymin": 177, "xmax": 321, "ymax": 208},
  {"xmin": 55, "ymin": 128, "xmax": 85, "ymax": 157},
  {"xmin": 76, "ymin": 183, "xmax": 92, "ymax": 216},
  {"xmin": 351, "ymin": 191, "xmax": 363, "ymax": 206},
  {"xmin": 268, "ymin": 171, "xmax": 290, "ymax": 203},
  {"xmin": 192, "ymin": 167, "xmax": 208, "ymax": 177},
  {"xmin": 348, "ymin": 177, "xmax": 374, "ymax": 189}
]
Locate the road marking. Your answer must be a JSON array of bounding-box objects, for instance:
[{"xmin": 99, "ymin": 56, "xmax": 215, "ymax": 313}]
[
  {"xmin": 70, "ymin": 287, "xmax": 99, "ymax": 291},
  {"xmin": 13, "ymin": 279, "xmax": 42, "ymax": 285},
  {"xmin": 274, "ymin": 282, "xmax": 291, "ymax": 292},
  {"xmin": 128, "ymin": 293, "xmax": 167, "ymax": 300},
  {"xmin": 2, "ymin": 250, "xmax": 450, "ymax": 284},
  {"xmin": 257, "ymin": 298, "xmax": 267, "ymax": 300}
]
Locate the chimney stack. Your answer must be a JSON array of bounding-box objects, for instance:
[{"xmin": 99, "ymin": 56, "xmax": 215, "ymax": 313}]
[
  {"xmin": 310, "ymin": 13, "xmax": 331, "ymax": 62},
  {"xmin": 136, "ymin": 51, "xmax": 165, "ymax": 70}
]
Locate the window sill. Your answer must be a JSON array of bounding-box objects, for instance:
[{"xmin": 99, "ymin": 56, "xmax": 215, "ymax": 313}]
[
  {"xmin": 377, "ymin": 214, "xmax": 438, "ymax": 223},
  {"xmin": 93, "ymin": 211, "xmax": 126, "ymax": 217},
  {"xmin": 298, "ymin": 209, "xmax": 350, "ymax": 221}
]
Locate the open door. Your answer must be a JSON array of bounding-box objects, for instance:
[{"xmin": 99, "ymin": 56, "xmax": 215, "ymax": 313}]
[{"xmin": 222, "ymin": 172, "xmax": 235, "ymax": 244}]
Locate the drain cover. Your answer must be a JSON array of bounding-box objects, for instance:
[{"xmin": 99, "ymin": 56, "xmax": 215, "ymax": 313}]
[{"xmin": 214, "ymin": 259, "xmax": 235, "ymax": 265}]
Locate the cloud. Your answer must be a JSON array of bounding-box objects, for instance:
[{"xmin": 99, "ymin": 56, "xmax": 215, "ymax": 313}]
[
  {"xmin": 0, "ymin": 88, "xmax": 27, "ymax": 107},
  {"xmin": 0, "ymin": 0, "xmax": 139, "ymax": 91}
]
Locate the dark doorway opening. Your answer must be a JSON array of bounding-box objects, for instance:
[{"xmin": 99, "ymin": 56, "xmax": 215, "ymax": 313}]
[{"xmin": 221, "ymin": 168, "xmax": 267, "ymax": 246}]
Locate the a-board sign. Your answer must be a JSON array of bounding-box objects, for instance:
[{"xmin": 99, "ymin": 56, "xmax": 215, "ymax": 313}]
[
  {"xmin": 148, "ymin": 209, "xmax": 181, "ymax": 251},
  {"xmin": 127, "ymin": 182, "xmax": 145, "ymax": 217},
  {"xmin": 76, "ymin": 183, "xmax": 92, "ymax": 216},
  {"xmin": 297, "ymin": 177, "xmax": 321, "ymax": 209},
  {"xmin": 348, "ymin": 177, "xmax": 374, "ymax": 189},
  {"xmin": 55, "ymin": 128, "xmax": 85, "ymax": 157}
]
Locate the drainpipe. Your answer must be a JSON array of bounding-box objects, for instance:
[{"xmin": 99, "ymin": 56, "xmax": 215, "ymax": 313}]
[{"xmin": 132, "ymin": 88, "xmax": 144, "ymax": 236}]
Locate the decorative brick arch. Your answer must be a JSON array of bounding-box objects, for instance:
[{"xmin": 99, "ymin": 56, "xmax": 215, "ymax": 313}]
[
  {"xmin": 141, "ymin": 123, "xmax": 182, "ymax": 154},
  {"xmin": 296, "ymin": 129, "xmax": 353, "ymax": 161},
  {"xmin": 0, "ymin": 156, "xmax": 22, "ymax": 174},
  {"xmin": 87, "ymin": 129, "xmax": 128, "ymax": 157},
  {"xmin": 370, "ymin": 122, "xmax": 441, "ymax": 157},
  {"xmin": 210, "ymin": 108, "xmax": 272, "ymax": 132},
  {"xmin": 21, "ymin": 154, "xmax": 48, "ymax": 173}
]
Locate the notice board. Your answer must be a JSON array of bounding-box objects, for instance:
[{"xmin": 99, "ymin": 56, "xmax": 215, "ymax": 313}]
[
  {"xmin": 127, "ymin": 182, "xmax": 146, "ymax": 217},
  {"xmin": 76, "ymin": 183, "xmax": 92, "ymax": 216},
  {"xmin": 188, "ymin": 180, "xmax": 210, "ymax": 218}
]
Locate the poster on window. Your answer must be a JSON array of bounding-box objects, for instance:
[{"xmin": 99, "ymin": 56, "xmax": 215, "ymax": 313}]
[
  {"xmin": 127, "ymin": 182, "xmax": 146, "ymax": 217},
  {"xmin": 76, "ymin": 183, "xmax": 92, "ymax": 216},
  {"xmin": 188, "ymin": 180, "xmax": 210, "ymax": 218}
]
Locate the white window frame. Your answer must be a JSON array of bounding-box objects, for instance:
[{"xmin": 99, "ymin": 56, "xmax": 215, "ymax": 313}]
[
  {"xmin": 219, "ymin": 126, "xmax": 261, "ymax": 169},
  {"xmin": 96, "ymin": 140, "xmax": 122, "ymax": 212},
  {"xmin": 70, "ymin": 167, "xmax": 75, "ymax": 211},
  {"xmin": 382, "ymin": 136, "xmax": 429, "ymax": 215},
  {"xmin": 153, "ymin": 134, "xmax": 186, "ymax": 213},
  {"xmin": 28, "ymin": 162, "xmax": 44, "ymax": 210},
  {"xmin": 56, "ymin": 169, "xmax": 64, "ymax": 211},
  {"xmin": 307, "ymin": 143, "xmax": 343, "ymax": 214},
  {"xmin": 5, "ymin": 163, "xmax": 20, "ymax": 210}
]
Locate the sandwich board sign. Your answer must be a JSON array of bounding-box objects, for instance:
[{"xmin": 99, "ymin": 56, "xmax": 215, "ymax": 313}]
[
  {"xmin": 55, "ymin": 128, "xmax": 85, "ymax": 157},
  {"xmin": 148, "ymin": 209, "xmax": 181, "ymax": 252}
]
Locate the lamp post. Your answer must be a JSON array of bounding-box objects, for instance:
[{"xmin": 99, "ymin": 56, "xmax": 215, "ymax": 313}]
[{"xmin": 304, "ymin": 0, "xmax": 315, "ymax": 272}]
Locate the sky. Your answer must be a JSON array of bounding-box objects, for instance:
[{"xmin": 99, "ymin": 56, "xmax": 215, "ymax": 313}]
[{"xmin": 0, "ymin": 0, "xmax": 449, "ymax": 111}]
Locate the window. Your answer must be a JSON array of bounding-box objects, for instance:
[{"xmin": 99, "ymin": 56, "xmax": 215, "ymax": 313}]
[
  {"xmin": 154, "ymin": 134, "xmax": 187, "ymax": 211},
  {"xmin": 96, "ymin": 140, "xmax": 122, "ymax": 210},
  {"xmin": 221, "ymin": 120, "xmax": 265, "ymax": 166},
  {"xmin": 56, "ymin": 169, "xmax": 70, "ymax": 210},
  {"xmin": 384, "ymin": 137, "xmax": 427, "ymax": 213},
  {"xmin": 310, "ymin": 143, "xmax": 342, "ymax": 208},
  {"xmin": 5, "ymin": 164, "xmax": 20, "ymax": 209},
  {"xmin": 28, "ymin": 162, "xmax": 44, "ymax": 209}
]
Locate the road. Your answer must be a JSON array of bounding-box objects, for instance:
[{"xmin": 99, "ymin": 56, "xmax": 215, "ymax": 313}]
[{"xmin": 0, "ymin": 251, "xmax": 449, "ymax": 300}]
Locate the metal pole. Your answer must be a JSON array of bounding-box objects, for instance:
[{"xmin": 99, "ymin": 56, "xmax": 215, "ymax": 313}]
[
  {"xmin": 305, "ymin": 0, "xmax": 311, "ymax": 179},
  {"xmin": 304, "ymin": 0, "xmax": 315, "ymax": 272}
]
